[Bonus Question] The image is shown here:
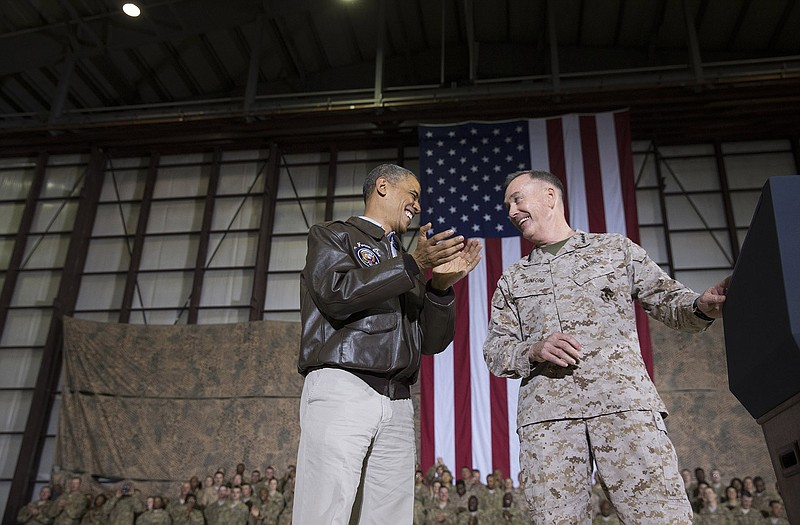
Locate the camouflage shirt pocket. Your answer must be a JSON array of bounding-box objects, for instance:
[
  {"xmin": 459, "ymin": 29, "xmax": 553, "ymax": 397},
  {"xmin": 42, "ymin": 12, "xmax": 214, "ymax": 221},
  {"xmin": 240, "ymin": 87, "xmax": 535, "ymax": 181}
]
[{"xmin": 510, "ymin": 278, "xmax": 553, "ymax": 339}]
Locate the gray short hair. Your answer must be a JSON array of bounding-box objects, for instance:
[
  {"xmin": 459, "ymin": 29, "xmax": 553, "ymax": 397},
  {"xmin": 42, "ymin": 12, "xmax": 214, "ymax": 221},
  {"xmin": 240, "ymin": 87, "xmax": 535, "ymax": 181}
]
[{"xmin": 502, "ymin": 170, "xmax": 564, "ymax": 197}]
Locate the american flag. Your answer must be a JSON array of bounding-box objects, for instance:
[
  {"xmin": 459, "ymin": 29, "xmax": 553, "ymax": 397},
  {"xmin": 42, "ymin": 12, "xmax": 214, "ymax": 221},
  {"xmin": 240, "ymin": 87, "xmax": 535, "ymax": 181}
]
[{"xmin": 417, "ymin": 110, "xmax": 652, "ymax": 483}]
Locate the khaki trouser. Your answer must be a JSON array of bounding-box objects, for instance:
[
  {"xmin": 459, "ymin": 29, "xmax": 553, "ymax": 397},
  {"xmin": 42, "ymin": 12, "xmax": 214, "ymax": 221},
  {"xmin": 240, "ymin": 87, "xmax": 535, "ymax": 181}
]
[
  {"xmin": 293, "ymin": 368, "xmax": 415, "ymax": 525},
  {"xmin": 519, "ymin": 410, "xmax": 693, "ymax": 524}
]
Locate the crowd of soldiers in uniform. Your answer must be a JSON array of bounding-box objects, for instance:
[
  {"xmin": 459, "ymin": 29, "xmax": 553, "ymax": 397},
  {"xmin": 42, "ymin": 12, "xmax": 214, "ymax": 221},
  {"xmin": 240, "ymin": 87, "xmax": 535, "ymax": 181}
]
[
  {"xmin": 17, "ymin": 461, "xmax": 790, "ymax": 525},
  {"xmin": 413, "ymin": 460, "xmax": 790, "ymax": 525},
  {"xmin": 683, "ymin": 467, "xmax": 788, "ymax": 525},
  {"xmin": 16, "ymin": 463, "xmax": 294, "ymax": 525}
]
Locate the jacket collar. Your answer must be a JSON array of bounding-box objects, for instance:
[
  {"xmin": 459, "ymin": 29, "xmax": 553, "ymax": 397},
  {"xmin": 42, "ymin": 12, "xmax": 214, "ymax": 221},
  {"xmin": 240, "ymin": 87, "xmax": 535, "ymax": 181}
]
[
  {"xmin": 347, "ymin": 216, "xmax": 388, "ymax": 240},
  {"xmin": 522, "ymin": 229, "xmax": 590, "ymax": 265}
]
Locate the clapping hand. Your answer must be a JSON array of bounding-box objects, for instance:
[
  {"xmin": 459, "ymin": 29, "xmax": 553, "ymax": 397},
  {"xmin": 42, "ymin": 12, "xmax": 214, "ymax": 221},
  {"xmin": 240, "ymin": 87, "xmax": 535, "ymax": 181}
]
[
  {"xmin": 412, "ymin": 223, "xmax": 467, "ymax": 270},
  {"xmin": 430, "ymin": 237, "xmax": 483, "ymax": 291}
]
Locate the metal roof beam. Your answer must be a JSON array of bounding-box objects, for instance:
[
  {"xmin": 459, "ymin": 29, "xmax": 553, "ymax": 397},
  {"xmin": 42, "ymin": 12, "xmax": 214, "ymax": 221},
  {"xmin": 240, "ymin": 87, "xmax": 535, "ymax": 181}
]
[
  {"xmin": 269, "ymin": 17, "xmax": 307, "ymax": 83},
  {"xmin": 646, "ymin": 0, "xmax": 668, "ymax": 66},
  {"xmin": 612, "ymin": 0, "xmax": 626, "ymax": 47},
  {"xmin": 682, "ymin": 0, "xmax": 704, "ymax": 83},
  {"xmin": 244, "ymin": 13, "xmax": 266, "ymax": 116},
  {"xmin": 726, "ymin": 0, "xmax": 753, "ymax": 51},
  {"xmin": 766, "ymin": 0, "xmax": 796, "ymax": 52},
  {"xmin": 49, "ymin": 55, "xmax": 76, "ymax": 124},
  {"xmin": 374, "ymin": 0, "xmax": 386, "ymax": 103},
  {"xmin": 464, "ymin": 0, "xmax": 476, "ymax": 82},
  {"xmin": 546, "ymin": 0, "xmax": 560, "ymax": 91}
]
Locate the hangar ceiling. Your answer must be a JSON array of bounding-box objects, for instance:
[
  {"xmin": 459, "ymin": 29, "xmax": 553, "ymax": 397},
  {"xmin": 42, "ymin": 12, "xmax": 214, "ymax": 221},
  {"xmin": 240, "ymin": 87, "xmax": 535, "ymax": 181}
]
[{"xmin": 1, "ymin": 0, "xmax": 799, "ymax": 149}]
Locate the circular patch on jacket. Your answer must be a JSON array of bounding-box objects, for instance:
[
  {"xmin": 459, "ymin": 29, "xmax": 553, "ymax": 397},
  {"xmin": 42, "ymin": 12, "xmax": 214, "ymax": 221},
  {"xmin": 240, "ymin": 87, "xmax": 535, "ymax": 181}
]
[{"xmin": 354, "ymin": 243, "xmax": 381, "ymax": 267}]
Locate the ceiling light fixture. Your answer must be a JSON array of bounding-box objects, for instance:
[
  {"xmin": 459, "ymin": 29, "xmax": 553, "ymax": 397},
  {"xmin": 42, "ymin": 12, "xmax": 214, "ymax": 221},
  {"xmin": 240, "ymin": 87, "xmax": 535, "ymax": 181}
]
[{"xmin": 122, "ymin": 3, "xmax": 141, "ymax": 17}]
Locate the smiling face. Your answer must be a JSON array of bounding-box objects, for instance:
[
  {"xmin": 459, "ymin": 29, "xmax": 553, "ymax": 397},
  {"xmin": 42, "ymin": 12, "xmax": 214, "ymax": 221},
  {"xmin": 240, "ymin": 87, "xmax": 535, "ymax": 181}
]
[
  {"xmin": 504, "ymin": 175, "xmax": 558, "ymax": 244},
  {"xmin": 372, "ymin": 173, "xmax": 421, "ymax": 234}
]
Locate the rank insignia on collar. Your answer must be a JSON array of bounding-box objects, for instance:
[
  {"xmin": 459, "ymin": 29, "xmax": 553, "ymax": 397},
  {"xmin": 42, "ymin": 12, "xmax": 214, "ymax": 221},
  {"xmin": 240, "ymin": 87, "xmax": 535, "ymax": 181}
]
[{"xmin": 354, "ymin": 242, "xmax": 381, "ymax": 267}]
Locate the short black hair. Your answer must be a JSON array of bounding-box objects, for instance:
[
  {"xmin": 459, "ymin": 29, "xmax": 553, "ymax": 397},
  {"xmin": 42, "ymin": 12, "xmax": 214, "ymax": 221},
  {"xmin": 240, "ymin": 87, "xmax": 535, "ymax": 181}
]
[{"xmin": 362, "ymin": 164, "xmax": 416, "ymax": 203}]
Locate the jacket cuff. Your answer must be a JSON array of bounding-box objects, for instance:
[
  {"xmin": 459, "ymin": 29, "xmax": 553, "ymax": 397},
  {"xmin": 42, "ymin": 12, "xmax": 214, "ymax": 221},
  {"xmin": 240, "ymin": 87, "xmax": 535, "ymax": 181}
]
[{"xmin": 425, "ymin": 281, "xmax": 455, "ymax": 304}]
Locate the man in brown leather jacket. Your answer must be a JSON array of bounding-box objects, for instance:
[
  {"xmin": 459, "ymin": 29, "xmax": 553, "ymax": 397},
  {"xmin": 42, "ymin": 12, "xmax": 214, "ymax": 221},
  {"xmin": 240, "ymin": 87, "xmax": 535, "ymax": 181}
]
[{"xmin": 293, "ymin": 163, "xmax": 482, "ymax": 525}]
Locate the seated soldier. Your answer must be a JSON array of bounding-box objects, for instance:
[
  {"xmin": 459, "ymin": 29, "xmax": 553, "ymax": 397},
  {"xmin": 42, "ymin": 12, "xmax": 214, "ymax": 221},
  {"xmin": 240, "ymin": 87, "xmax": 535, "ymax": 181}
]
[
  {"xmin": 172, "ymin": 494, "xmax": 204, "ymax": 525},
  {"xmin": 693, "ymin": 486, "xmax": 732, "ymax": 525},
  {"xmin": 722, "ymin": 486, "xmax": 739, "ymax": 512},
  {"xmin": 166, "ymin": 482, "xmax": 191, "ymax": 521},
  {"xmin": 53, "ymin": 476, "xmax": 88, "ymax": 525},
  {"xmin": 16, "ymin": 485, "xmax": 56, "ymax": 525},
  {"xmin": 452, "ymin": 480, "xmax": 470, "ymax": 516},
  {"xmin": 765, "ymin": 500, "xmax": 789, "ymax": 525},
  {"xmin": 427, "ymin": 486, "xmax": 457, "ymax": 525},
  {"xmin": 752, "ymin": 477, "xmax": 779, "ymax": 517},
  {"xmin": 456, "ymin": 495, "xmax": 484, "ymax": 525},
  {"xmin": 204, "ymin": 485, "xmax": 228, "ymax": 525},
  {"xmin": 728, "ymin": 491, "xmax": 762, "ymax": 525},
  {"xmin": 135, "ymin": 496, "xmax": 170, "ymax": 525},
  {"xmin": 104, "ymin": 482, "xmax": 145, "ymax": 525},
  {"xmin": 499, "ymin": 491, "xmax": 525, "ymax": 523},
  {"xmin": 81, "ymin": 493, "xmax": 108, "ymax": 525}
]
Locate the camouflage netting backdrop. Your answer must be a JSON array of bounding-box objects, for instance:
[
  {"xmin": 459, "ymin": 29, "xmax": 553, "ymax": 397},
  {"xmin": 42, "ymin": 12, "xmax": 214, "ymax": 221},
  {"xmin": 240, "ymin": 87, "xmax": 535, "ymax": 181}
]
[{"xmin": 58, "ymin": 317, "xmax": 303, "ymax": 496}]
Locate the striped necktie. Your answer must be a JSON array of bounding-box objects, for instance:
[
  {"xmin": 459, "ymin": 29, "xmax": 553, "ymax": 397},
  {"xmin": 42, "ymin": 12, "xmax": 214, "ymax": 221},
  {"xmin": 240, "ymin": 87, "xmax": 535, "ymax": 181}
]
[{"xmin": 387, "ymin": 232, "xmax": 400, "ymax": 257}]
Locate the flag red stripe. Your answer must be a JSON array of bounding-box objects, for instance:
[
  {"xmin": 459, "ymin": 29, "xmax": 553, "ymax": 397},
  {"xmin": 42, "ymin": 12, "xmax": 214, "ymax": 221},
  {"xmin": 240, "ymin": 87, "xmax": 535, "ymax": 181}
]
[
  {"xmin": 520, "ymin": 237, "xmax": 534, "ymax": 257},
  {"xmin": 612, "ymin": 111, "xmax": 655, "ymax": 378},
  {"xmin": 419, "ymin": 353, "xmax": 435, "ymax": 469},
  {"xmin": 614, "ymin": 111, "xmax": 640, "ymax": 245},
  {"xmin": 453, "ymin": 279, "xmax": 473, "ymax": 472},
  {"xmin": 579, "ymin": 115, "xmax": 607, "ymax": 233},
  {"xmin": 485, "ymin": 238, "xmax": 510, "ymax": 478},
  {"xmin": 546, "ymin": 118, "xmax": 569, "ymax": 220}
]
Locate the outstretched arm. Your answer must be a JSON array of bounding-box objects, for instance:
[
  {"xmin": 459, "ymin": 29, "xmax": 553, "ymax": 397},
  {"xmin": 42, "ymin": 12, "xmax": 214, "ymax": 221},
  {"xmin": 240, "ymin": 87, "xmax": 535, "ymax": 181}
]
[{"xmin": 695, "ymin": 275, "xmax": 731, "ymax": 319}]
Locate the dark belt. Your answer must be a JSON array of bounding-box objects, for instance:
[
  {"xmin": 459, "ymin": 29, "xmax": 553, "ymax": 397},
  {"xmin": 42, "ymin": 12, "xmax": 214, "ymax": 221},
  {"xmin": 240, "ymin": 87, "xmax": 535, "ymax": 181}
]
[{"xmin": 348, "ymin": 369, "xmax": 411, "ymax": 400}]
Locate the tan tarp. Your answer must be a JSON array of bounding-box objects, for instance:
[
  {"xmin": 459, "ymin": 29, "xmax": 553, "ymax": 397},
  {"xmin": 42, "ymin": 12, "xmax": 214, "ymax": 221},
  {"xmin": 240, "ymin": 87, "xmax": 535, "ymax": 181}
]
[{"xmin": 57, "ymin": 317, "xmax": 302, "ymax": 494}]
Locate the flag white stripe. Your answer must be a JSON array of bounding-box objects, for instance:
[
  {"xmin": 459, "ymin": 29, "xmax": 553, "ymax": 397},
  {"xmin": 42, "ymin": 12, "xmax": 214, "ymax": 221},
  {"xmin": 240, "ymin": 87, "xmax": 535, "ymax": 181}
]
[
  {"xmin": 502, "ymin": 237, "xmax": 523, "ymax": 483},
  {"xmin": 528, "ymin": 119, "xmax": 549, "ymax": 171},
  {"xmin": 468, "ymin": 255, "xmax": 492, "ymax": 477},
  {"xmin": 597, "ymin": 112, "xmax": 627, "ymax": 236},
  {"xmin": 562, "ymin": 114, "xmax": 590, "ymax": 232},
  {"xmin": 433, "ymin": 342, "xmax": 456, "ymax": 472}
]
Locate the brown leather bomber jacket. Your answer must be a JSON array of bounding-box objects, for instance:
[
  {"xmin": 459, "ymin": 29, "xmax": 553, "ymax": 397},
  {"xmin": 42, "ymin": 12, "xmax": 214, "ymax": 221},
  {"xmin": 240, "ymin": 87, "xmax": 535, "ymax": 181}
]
[{"xmin": 299, "ymin": 216, "xmax": 456, "ymax": 398}]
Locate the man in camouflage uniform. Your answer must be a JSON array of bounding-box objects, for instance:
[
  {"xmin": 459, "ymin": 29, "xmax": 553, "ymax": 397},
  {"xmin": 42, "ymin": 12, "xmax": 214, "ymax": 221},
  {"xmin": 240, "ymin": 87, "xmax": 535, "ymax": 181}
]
[
  {"xmin": 751, "ymin": 477, "xmax": 778, "ymax": 516},
  {"xmin": 480, "ymin": 475, "xmax": 504, "ymax": 514},
  {"xmin": 172, "ymin": 494, "xmax": 204, "ymax": 525},
  {"xmin": 483, "ymin": 170, "xmax": 729, "ymax": 524},
  {"xmin": 51, "ymin": 477, "xmax": 87, "ymax": 525},
  {"xmin": 456, "ymin": 495, "xmax": 486, "ymax": 525},
  {"xmin": 166, "ymin": 482, "xmax": 191, "ymax": 522},
  {"xmin": 225, "ymin": 486, "xmax": 255, "ymax": 525},
  {"xmin": 427, "ymin": 486, "xmax": 457, "ymax": 525},
  {"xmin": 81, "ymin": 494, "xmax": 109, "ymax": 525},
  {"xmin": 204, "ymin": 485, "xmax": 229, "ymax": 525},
  {"xmin": 729, "ymin": 491, "xmax": 762, "ymax": 525},
  {"xmin": 135, "ymin": 496, "xmax": 171, "ymax": 525},
  {"xmin": 693, "ymin": 486, "xmax": 732, "ymax": 524},
  {"xmin": 104, "ymin": 484, "xmax": 145, "ymax": 525},
  {"xmin": 765, "ymin": 500, "xmax": 789, "ymax": 525},
  {"xmin": 16, "ymin": 485, "xmax": 56, "ymax": 524},
  {"xmin": 497, "ymin": 491, "xmax": 526, "ymax": 524}
]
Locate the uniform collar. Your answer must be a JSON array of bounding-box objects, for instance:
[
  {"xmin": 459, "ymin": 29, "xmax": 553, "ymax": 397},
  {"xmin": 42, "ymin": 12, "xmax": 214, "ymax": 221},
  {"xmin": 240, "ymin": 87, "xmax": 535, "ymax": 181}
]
[{"xmin": 522, "ymin": 229, "xmax": 590, "ymax": 265}]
